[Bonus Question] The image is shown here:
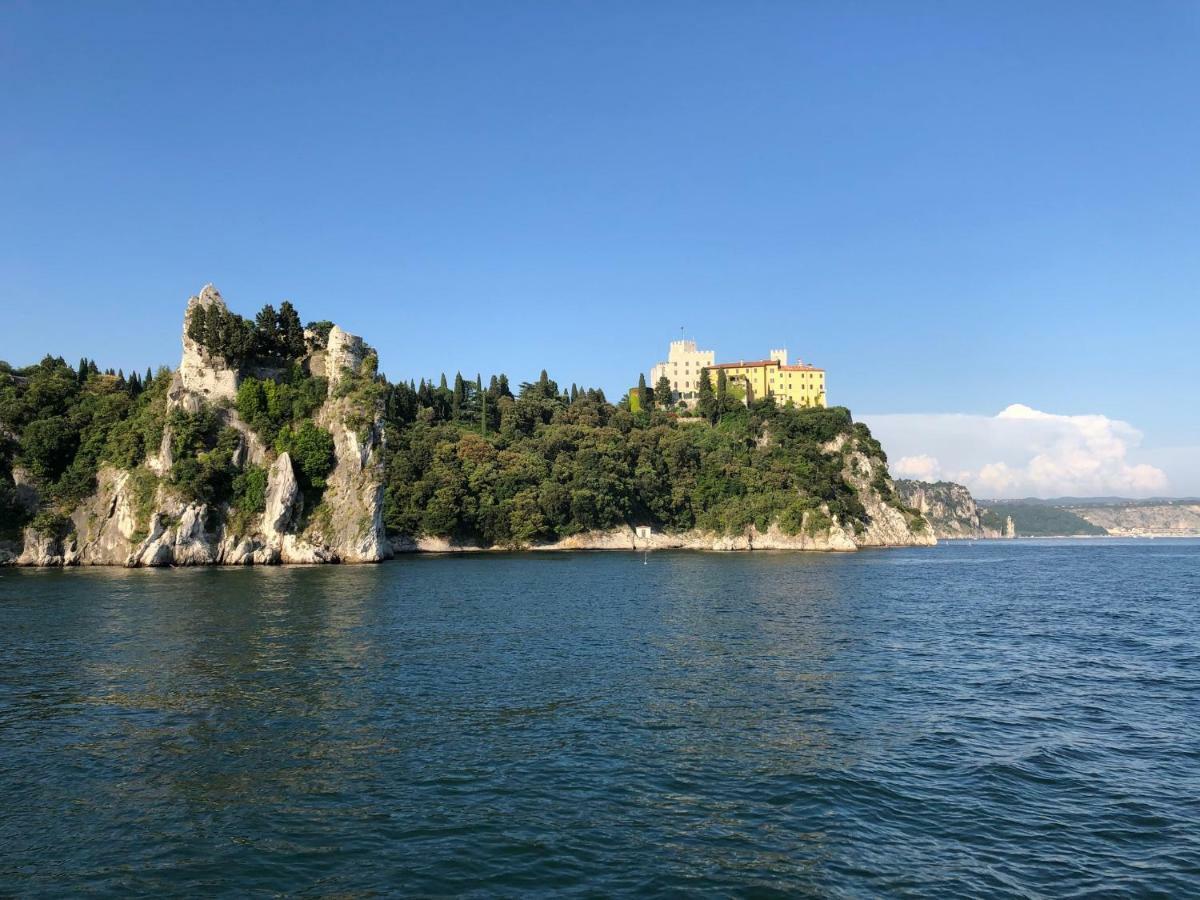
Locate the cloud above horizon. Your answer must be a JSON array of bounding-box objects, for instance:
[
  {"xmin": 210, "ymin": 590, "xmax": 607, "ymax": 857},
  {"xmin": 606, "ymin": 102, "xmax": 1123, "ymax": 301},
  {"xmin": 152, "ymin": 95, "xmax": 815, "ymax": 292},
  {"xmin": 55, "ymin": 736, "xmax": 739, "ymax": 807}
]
[{"xmin": 861, "ymin": 404, "xmax": 1173, "ymax": 499}]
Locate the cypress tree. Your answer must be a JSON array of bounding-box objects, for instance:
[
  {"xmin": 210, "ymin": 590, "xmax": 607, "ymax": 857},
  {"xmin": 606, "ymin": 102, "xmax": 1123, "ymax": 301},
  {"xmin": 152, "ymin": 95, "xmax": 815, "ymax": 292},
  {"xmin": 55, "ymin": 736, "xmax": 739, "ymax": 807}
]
[
  {"xmin": 144, "ymin": 367, "xmax": 153, "ymax": 388},
  {"xmin": 498, "ymin": 374, "xmax": 511, "ymax": 398},
  {"xmin": 77, "ymin": 358, "xmax": 88, "ymax": 384},
  {"xmin": 570, "ymin": 384, "xmax": 578, "ymax": 403},
  {"xmin": 452, "ymin": 372, "xmax": 465, "ymax": 420},
  {"xmin": 637, "ymin": 373, "xmax": 650, "ymax": 412},
  {"xmin": 655, "ymin": 375, "xmax": 673, "ymax": 409},
  {"xmin": 716, "ymin": 369, "xmax": 728, "ymax": 411},
  {"xmin": 697, "ymin": 368, "xmax": 716, "ymax": 422}
]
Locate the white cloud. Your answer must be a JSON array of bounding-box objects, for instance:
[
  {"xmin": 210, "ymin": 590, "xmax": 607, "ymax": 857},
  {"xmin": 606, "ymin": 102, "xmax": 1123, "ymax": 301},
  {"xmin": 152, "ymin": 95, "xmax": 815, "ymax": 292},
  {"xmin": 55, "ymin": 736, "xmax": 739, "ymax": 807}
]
[
  {"xmin": 863, "ymin": 404, "xmax": 1174, "ymax": 499},
  {"xmin": 892, "ymin": 454, "xmax": 942, "ymax": 481}
]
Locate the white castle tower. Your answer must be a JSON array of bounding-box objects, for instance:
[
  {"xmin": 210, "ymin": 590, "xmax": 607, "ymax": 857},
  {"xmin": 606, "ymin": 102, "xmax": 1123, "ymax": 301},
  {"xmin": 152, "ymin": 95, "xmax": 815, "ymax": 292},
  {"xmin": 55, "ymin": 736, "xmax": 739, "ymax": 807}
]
[{"xmin": 649, "ymin": 339, "xmax": 716, "ymax": 405}]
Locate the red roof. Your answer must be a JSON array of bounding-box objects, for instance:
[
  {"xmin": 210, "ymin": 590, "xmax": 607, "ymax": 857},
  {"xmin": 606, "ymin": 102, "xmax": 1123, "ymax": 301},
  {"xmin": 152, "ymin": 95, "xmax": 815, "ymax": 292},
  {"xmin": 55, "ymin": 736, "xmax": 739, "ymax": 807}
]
[
  {"xmin": 708, "ymin": 360, "xmax": 776, "ymax": 369},
  {"xmin": 707, "ymin": 360, "xmax": 825, "ymax": 372}
]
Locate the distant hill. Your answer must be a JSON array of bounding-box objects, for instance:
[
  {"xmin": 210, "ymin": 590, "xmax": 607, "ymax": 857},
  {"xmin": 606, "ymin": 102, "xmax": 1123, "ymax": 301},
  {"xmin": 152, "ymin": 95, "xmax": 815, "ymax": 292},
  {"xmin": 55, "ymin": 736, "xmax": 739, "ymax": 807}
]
[
  {"xmin": 899, "ymin": 481, "xmax": 1200, "ymax": 538},
  {"xmin": 979, "ymin": 503, "xmax": 1106, "ymax": 537},
  {"xmin": 977, "ymin": 496, "xmax": 1200, "ymax": 508}
]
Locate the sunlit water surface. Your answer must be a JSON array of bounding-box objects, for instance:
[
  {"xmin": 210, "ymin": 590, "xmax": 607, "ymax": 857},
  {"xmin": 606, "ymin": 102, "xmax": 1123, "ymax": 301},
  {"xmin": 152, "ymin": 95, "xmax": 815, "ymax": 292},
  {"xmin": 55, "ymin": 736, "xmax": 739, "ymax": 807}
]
[{"xmin": 2, "ymin": 540, "xmax": 1198, "ymax": 896}]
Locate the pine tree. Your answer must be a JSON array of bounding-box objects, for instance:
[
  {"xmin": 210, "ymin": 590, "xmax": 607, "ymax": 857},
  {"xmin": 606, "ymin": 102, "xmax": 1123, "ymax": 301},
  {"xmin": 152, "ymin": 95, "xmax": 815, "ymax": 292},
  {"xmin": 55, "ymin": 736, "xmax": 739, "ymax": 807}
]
[
  {"xmin": 255, "ymin": 304, "xmax": 279, "ymax": 357},
  {"xmin": 277, "ymin": 301, "xmax": 305, "ymax": 359},
  {"xmin": 498, "ymin": 374, "xmax": 512, "ymax": 398}
]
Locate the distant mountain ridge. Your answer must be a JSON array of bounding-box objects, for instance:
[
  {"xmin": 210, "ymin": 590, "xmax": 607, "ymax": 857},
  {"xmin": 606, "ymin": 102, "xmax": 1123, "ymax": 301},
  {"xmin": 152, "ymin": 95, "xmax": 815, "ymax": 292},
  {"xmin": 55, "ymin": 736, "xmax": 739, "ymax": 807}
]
[{"xmin": 977, "ymin": 496, "xmax": 1200, "ymax": 508}]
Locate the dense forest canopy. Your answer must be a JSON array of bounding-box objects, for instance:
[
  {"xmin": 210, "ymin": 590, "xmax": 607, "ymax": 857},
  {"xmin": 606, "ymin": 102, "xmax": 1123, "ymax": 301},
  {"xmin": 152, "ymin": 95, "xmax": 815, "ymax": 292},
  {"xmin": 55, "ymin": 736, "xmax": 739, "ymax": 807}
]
[{"xmin": 1, "ymin": 299, "xmax": 913, "ymax": 547}]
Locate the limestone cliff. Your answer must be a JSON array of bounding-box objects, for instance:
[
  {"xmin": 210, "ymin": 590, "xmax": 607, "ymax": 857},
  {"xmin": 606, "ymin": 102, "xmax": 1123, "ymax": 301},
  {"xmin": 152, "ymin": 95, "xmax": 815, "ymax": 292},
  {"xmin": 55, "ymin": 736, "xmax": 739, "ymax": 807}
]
[
  {"xmin": 11, "ymin": 285, "xmax": 390, "ymax": 567},
  {"xmin": 894, "ymin": 479, "xmax": 1010, "ymax": 539},
  {"xmin": 1067, "ymin": 503, "xmax": 1200, "ymax": 537}
]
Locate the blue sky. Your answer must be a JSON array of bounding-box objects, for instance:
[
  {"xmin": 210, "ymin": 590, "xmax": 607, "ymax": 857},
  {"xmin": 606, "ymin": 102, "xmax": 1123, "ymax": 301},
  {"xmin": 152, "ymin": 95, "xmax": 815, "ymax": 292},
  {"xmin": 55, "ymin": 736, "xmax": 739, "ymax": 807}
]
[{"xmin": 3, "ymin": 2, "xmax": 1198, "ymax": 495}]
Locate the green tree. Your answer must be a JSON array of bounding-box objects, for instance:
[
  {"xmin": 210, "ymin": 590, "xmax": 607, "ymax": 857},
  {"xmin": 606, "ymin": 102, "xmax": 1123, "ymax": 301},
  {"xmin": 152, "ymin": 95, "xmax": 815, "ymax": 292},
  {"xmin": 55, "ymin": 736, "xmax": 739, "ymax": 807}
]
[
  {"xmin": 277, "ymin": 301, "xmax": 306, "ymax": 358},
  {"xmin": 452, "ymin": 372, "xmax": 465, "ymax": 421},
  {"xmin": 21, "ymin": 416, "xmax": 78, "ymax": 481},
  {"xmin": 255, "ymin": 304, "xmax": 279, "ymax": 357},
  {"xmin": 275, "ymin": 421, "xmax": 335, "ymax": 492},
  {"xmin": 654, "ymin": 375, "xmax": 673, "ymax": 409},
  {"xmin": 697, "ymin": 368, "xmax": 716, "ymax": 422},
  {"xmin": 637, "ymin": 373, "xmax": 650, "ymax": 412}
]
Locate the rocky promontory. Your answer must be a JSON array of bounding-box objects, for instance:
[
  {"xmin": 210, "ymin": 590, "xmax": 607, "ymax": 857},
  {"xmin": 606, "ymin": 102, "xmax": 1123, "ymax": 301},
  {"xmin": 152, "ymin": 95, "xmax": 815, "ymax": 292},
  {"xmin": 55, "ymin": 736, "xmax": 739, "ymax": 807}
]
[
  {"xmin": 2, "ymin": 286, "xmax": 935, "ymax": 565},
  {"xmin": 5, "ymin": 286, "xmax": 389, "ymax": 566}
]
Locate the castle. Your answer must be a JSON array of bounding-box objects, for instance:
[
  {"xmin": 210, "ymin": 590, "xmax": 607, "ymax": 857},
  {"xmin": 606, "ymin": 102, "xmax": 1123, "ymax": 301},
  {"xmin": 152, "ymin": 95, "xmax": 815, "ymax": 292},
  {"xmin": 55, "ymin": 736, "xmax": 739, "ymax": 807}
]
[{"xmin": 648, "ymin": 340, "xmax": 826, "ymax": 409}]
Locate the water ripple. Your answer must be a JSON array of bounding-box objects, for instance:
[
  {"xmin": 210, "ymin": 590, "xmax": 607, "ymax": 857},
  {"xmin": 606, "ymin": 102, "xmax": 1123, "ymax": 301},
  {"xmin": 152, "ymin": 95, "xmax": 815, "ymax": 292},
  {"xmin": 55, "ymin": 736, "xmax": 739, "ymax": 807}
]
[{"xmin": 0, "ymin": 540, "xmax": 1198, "ymax": 896}]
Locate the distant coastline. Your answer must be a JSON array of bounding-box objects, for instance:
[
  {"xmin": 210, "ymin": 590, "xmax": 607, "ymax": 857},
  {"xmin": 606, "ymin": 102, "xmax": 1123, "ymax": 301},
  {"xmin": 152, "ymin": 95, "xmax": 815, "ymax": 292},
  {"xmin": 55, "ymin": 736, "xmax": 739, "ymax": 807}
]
[{"xmin": 896, "ymin": 480, "xmax": 1200, "ymax": 540}]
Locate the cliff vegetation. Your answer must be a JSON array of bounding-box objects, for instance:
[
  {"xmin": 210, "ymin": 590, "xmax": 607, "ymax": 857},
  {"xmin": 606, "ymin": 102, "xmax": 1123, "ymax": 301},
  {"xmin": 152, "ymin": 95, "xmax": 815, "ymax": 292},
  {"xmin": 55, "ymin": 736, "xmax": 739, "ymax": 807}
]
[{"xmin": 1, "ymin": 286, "xmax": 930, "ymax": 564}]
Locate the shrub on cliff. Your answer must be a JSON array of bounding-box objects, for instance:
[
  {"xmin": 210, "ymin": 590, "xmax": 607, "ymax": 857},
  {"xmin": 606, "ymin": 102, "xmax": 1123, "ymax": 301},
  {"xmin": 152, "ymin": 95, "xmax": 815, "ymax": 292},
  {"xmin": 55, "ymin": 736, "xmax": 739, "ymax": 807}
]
[
  {"xmin": 235, "ymin": 369, "xmax": 328, "ymax": 447},
  {"xmin": 275, "ymin": 421, "xmax": 335, "ymax": 493}
]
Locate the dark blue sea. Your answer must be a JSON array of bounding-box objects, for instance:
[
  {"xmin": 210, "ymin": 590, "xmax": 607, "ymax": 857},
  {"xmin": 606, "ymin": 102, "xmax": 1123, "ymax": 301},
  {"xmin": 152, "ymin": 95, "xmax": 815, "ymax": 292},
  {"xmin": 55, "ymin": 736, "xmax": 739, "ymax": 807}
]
[{"xmin": 2, "ymin": 540, "xmax": 1198, "ymax": 897}]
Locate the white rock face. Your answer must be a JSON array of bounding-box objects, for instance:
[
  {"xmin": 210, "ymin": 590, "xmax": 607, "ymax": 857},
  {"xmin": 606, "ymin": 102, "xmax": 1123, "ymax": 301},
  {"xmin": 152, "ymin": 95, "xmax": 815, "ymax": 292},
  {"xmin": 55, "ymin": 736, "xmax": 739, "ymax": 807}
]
[
  {"xmin": 264, "ymin": 453, "xmax": 299, "ymax": 536},
  {"xmin": 16, "ymin": 527, "xmax": 78, "ymax": 566},
  {"xmin": 893, "ymin": 480, "xmax": 1005, "ymax": 539},
  {"xmin": 172, "ymin": 284, "xmax": 240, "ymax": 409},
  {"xmin": 311, "ymin": 396, "xmax": 390, "ymax": 562},
  {"xmin": 324, "ymin": 326, "xmax": 366, "ymax": 392}
]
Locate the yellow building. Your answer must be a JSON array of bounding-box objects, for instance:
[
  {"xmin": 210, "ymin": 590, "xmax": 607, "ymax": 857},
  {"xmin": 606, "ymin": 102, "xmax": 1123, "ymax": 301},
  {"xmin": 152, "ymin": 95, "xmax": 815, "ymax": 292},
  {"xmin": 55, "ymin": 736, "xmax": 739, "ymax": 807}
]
[{"xmin": 709, "ymin": 348, "xmax": 826, "ymax": 408}]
